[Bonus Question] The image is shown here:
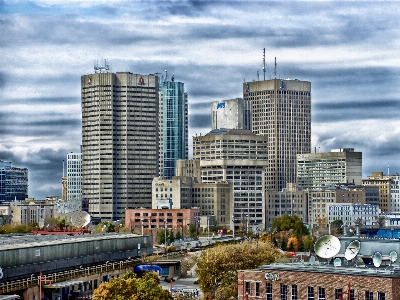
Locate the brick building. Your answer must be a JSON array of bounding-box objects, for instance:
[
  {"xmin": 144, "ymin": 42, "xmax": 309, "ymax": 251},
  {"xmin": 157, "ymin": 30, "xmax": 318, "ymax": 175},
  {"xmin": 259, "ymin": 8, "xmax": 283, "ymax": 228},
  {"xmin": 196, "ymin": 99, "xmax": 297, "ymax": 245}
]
[{"xmin": 238, "ymin": 264, "xmax": 399, "ymax": 300}]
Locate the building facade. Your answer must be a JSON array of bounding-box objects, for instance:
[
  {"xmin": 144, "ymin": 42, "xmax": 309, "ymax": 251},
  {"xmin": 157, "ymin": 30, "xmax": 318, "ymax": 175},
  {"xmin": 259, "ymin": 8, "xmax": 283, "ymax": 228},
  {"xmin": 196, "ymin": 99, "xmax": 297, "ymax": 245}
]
[
  {"xmin": 211, "ymin": 98, "xmax": 251, "ymax": 130},
  {"xmin": 0, "ymin": 160, "xmax": 28, "ymax": 202},
  {"xmin": 158, "ymin": 79, "xmax": 188, "ymax": 179},
  {"xmin": 390, "ymin": 175, "xmax": 400, "ymax": 213},
  {"xmin": 193, "ymin": 129, "xmax": 268, "ymax": 230},
  {"xmin": 243, "ymin": 79, "xmax": 311, "ymax": 191},
  {"xmin": 124, "ymin": 208, "xmax": 201, "ymax": 236},
  {"xmin": 363, "ymin": 172, "xmax": 395, "ymax": 213},
  {"xmin": 308, "ymin": 186, "xmax": 367, "ymax": 228},
  {"xmin": 81, "ymin": 70, "xmax": 159, "ymax": 221},
  {"xmin": 327, "ymin": 203, "xmax": 380, "ymax": 227},
  {"xmin": 296, "ymin": 148, "xmax": 362, "ymax": 190},
  {"xmin": 266, "ymin": 183, "xmax": 309, "ymax": 226},
  {"xmin": 67, "ymin": 152, "xmax": 82, "ymax": 202}
]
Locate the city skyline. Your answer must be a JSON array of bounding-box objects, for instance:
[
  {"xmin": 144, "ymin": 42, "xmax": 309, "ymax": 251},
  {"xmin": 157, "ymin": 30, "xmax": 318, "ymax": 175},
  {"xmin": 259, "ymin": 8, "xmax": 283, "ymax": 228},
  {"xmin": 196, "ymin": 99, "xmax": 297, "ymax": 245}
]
[{"xmin": 2, "ymin": 1, "xmax": 400, "ymax": 199}]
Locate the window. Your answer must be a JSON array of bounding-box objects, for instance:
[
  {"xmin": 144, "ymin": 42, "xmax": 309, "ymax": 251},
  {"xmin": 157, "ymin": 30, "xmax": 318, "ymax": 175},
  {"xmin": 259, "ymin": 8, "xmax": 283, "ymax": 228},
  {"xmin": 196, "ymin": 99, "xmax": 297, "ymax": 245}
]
[
  {"xmin": 378, "ymin": 292, "xmax": 385, "ymax": 300},
  {"xmin": 266, "ymin": 282, "xmax": 273, "ymax": 300},
  {"xmin": 255, "ymin": 282, "xmax": 260, "ymax": 296},
  {"xmin": 291, "ymin": 285, "xmax": 298, "ymax": 300},
  {"xmin": 365, "ymin": 291, "xmax": 374, "ymax": 300},
  {"xmin": 280, "ymin": 284, "xmax": 288, "ymax": 300},
  {"xmin": 307, "ymin": 286, "xmax": 314, "ymax": 300},
  {"xmin": 335, "ymin": 288, "xmax": 342, "ymax": 300},
  {"xmin": 318, "ymin": 287, "xmax": 325, "ymax": 300},
  {"xmin": 350, "ymin": 289, "xmax": 355, "ymax": 300},
  {"xmin": 245, "ymin": 281, "xmax": 250, "ymax": 295}
]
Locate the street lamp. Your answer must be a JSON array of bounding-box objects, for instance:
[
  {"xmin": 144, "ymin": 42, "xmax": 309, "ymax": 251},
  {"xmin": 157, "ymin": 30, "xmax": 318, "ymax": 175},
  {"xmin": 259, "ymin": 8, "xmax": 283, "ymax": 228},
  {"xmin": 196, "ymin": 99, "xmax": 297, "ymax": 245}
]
[
  {"xmin": 187, "ymin": 218, "xmax": 191, "ymax": 238},
  {"xmin": 246, "ymin": 214, "xmax": 249, "ymax": 237},
  {"xmin": 232, "ymin": 215, "xmax": 235, "ymax": 238},
  {"xmin": 164, "ymin": 219, "xmax": 167, "ymax": 246},
  {"xmin": 207, "ymin": 215, "xmax": 210, "ymax": 241},
  {"xmin": 141, "ymin": 219, "xmax": 144, "ymax": 236}
]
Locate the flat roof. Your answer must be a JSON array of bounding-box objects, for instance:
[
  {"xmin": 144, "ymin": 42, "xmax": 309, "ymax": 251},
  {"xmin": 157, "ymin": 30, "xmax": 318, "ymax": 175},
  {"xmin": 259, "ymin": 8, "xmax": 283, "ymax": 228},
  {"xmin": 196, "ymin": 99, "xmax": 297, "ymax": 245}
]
[
  {"xmin": 258, "ymin": 262, "xmax": 400, "ymax": 278},
  {"xmin": 0, "ymin": 232, "xmax": 142, "ymax": 251}
]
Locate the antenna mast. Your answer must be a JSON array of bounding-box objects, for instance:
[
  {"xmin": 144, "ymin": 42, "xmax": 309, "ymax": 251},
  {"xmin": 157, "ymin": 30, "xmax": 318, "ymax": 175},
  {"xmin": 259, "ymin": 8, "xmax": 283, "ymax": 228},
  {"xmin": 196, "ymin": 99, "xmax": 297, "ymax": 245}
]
[
  {"xmin": 263, "ymin": 48, "xmax": 266, "ymax": 81},
  {"xmin": 274, "ymin": 57, "xmax": 277, "ymax": 79}
]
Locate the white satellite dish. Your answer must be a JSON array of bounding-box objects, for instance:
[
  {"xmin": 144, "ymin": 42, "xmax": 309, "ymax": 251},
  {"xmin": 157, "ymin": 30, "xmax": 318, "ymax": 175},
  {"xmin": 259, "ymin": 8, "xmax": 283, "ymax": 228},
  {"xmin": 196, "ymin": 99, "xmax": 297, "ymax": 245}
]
[
  {"xmin": 314, "ymin": 235, "xmax": 341, "ymax": 259},
  {"xmin": 344, "ymin": 240, "xmax": 361, "ymax": 261},
  {"xmin": 71, "ymin": 211, "xmax": 91, "ymax": 228},
  {"xmin": 389, "ymin": 251, "xmax": 398, "ymax": 263},
  {"xmin": 373, "ymin": 252, "xmax": 382, "ymax": 267}
]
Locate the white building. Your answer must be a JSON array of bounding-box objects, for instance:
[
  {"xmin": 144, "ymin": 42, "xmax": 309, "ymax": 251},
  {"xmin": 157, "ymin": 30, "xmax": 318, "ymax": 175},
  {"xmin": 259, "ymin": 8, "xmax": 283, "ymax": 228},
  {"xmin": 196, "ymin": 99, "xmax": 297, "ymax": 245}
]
[
  {"xmin": 67, "ymin": 152, "xmax": 82, "ymax": 202},
  {"xmin": 211, "ymin": 98, "xmax": 251, "ymax": 130},
  {"xmin": 327, "ymin": 203, "xmax": 380, "ymax": 226},
  {"xmin": 390, "ymin": 175, "xmax": 400, "ymax": 212}
]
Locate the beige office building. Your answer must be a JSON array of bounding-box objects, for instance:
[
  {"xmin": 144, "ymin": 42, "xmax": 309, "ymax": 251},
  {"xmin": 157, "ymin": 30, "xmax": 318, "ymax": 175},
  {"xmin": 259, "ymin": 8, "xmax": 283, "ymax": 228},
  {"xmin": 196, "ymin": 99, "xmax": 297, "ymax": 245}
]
[
  {"xmin": 243, "ymin": 79, "xmax": 311, "ymax": 191},
  {"xmin": 363, "ymin": 172, "xmax": 395, "ymax": 213},
  {"xmin": 81, "ymin": 70, "xmax": 159, "ymax": 221},
  {"xmin": 193, "ymin": 129, "xmax": 268, "ymax": 230}
]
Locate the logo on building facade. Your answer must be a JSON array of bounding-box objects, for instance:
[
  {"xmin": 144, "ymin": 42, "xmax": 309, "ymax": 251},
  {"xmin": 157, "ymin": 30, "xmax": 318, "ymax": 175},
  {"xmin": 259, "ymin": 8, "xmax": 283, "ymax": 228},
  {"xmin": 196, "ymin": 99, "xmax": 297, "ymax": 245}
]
[
  {"xmin": 246, "ymin": 83, "xmax": 249, "ymax": 92},
  {"xmin": 265, "ymin": 272, "xmax": 279, "ymax": 281},
  {"xmin": 88, "ymin": 77, "xmax": 92, "ymax": 85},
  {"xmin": 139, "ymin": 76, "xmax": 145, "ymax": 85},
  {"xmin": 217, "ymin": 102, "xmax": 225, "ymax": 109}
]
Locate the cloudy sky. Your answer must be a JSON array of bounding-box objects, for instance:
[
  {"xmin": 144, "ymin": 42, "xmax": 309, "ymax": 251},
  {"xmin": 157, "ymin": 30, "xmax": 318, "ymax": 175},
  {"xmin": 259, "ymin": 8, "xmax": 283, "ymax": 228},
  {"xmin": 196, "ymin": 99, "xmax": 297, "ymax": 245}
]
[{"xmin": 2, "ymin": 0, "xmax": 400, "ymax": 199}]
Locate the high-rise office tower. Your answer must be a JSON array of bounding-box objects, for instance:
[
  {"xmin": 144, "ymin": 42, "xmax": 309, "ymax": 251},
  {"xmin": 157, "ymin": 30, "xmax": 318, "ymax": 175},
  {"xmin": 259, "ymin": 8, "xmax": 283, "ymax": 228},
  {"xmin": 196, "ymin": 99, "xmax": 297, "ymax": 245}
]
[
  {"xmin": 243, "ymin": 79, "xmax": 311, "ymax": 191},
  {"xmin": 81, "ymin": 68, "xmax": 159, "ymax": 221},
  {"xmin": 211, "ymin": 98, "xmax": 251, "ymax": 130},
  {"xmin": 158, "ymin": 76, "xmax": 188, "ymax": 179},
  {"xmin": 0, "ymin": 160, "xmax": 28, "ymax": 202}
]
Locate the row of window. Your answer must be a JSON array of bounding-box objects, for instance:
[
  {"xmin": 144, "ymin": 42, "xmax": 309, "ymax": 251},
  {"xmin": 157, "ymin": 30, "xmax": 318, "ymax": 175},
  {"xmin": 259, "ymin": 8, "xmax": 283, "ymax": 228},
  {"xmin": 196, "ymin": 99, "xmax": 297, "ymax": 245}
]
[{"xmin": 247, "ymin": 282, "xmax": 385, "ymax": 300}]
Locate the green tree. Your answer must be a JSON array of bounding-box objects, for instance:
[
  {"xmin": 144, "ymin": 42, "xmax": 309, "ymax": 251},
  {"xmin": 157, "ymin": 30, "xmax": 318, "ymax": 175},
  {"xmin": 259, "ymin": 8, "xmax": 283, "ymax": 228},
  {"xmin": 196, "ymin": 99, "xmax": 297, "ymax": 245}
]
[
  {"xmin": 168, "ymin": 229, "xmax": 174, "ymax": 243},
  {"xmin": 331, "ymin": 220, "xmax": 343, "ymax": 235},
  {"xmin": 195, "ymin": 240, "xmax": 282, "ymax": 300},
  {"xmin": 271, "ymin": 215, "xmax": 309, "ymax": 237},
  {"xmin": 188, "ymin": 224, "xmax": 197, "ymax": 238},
  {"xmin": 93, "ymin": 271, "xmax": 172, "ymax": 300},
  {"xmin": 92, "ymin": 221, "xmax": 117, "ymax": 233},
  {"xmin": 303, "ymin": 235, "xmax": 314, "ymax": 251}
]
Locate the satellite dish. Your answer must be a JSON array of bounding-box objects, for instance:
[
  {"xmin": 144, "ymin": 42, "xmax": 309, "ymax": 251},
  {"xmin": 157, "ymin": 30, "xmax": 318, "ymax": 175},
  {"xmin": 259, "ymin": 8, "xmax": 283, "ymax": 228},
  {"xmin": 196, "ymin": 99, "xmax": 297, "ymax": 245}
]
[
  {"xmin": 333, "ymin": 257, "xmax": 342, "ymax": 267},
  {"xmin": 71, "ymin": 211, "xmax": 91, "ymax": 228},
  {"xmin": 389, "ymin": 251, "xmax": 398, "ymax": 263},
  {"xmin": 373, "ymin": 252, "xmax": 382, "ymax": 267},
  {"xmin": 314, "ymin": 235, "xmax": 341, "ymax": 259},
  {"xmin": 344, "ymin": 240, "xmax": 361, "ymax": 261}
]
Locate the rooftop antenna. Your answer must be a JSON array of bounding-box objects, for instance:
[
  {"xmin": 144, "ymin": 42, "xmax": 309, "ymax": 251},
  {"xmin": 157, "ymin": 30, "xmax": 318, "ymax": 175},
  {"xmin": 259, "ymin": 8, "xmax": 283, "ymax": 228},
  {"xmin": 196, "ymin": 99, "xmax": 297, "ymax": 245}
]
[
  {"xmin": 263, "ymin": 48, "xmax": 266, "ymax": 81},
  {"xmin": 274, "ymin": 57, "xmax": 277, "ymax": 79},
  {"xmin": 164, "ymin": 70, "xmax": 168, "ymax": 82},
  {"xmin": 388, "ymin": 165, "xmax": 390, "ymax": 176},
  {"xmin": 257, "ymin": 70, "xmax": 259, "ymax": 81}
]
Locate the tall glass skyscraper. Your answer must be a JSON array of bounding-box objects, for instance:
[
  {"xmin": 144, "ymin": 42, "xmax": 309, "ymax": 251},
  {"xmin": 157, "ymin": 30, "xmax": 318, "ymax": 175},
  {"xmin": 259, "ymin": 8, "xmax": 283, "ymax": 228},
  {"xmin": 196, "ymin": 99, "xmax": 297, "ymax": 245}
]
[{"xmin": 158, "ymin": 78, "xmax": 188, "ymax": 179}]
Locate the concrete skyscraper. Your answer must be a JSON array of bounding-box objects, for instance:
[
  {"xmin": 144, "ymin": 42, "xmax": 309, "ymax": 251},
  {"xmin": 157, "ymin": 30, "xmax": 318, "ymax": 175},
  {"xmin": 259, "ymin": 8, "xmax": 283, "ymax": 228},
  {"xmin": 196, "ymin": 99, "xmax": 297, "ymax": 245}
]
[
  {"xmin": 67, "ymin": 152, "xmax": 82, "ymax": 202},
  {"xmin": 158, "ymin": 76, "xmax": 188, "ymax": 179},
  {"xmin": 243, "ymin": 79, "xmax": 311, "ymax": 191},
  {"xmin": 81, "ymin": 67, "xmax": 159, "ymax": 221},
  {"xmin": 211, "ymin": 98, "xmax": 251, "ymax": 130}
]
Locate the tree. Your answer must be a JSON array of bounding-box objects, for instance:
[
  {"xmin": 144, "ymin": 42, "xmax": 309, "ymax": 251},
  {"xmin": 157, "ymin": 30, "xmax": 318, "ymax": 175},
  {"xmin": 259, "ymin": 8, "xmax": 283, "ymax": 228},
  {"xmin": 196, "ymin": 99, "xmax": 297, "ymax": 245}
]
[
  {"xmin": 188, "ymin": 224, "xmax": 197, "ymax": 238},
  {"xmin": 271, "ymin": 215, "xmax": 309, "ymax": 237},
  {"xmin": 331, "ymin": 220, "xmax": 343, "ymax": 235},
  {"xmin": 195, "ymin": 240, "xmax": 282, "ymax": 300},
  {"xmin": 93, "ymin": 271, "xmax": 172, "ymax": 300},
  {"xmin": 287, "ymin": 237, "xmax": 299, "ymax": 251},
  {"xmin": 92, "ymin": 221, "xmax": 117, "ymax": 234}
]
